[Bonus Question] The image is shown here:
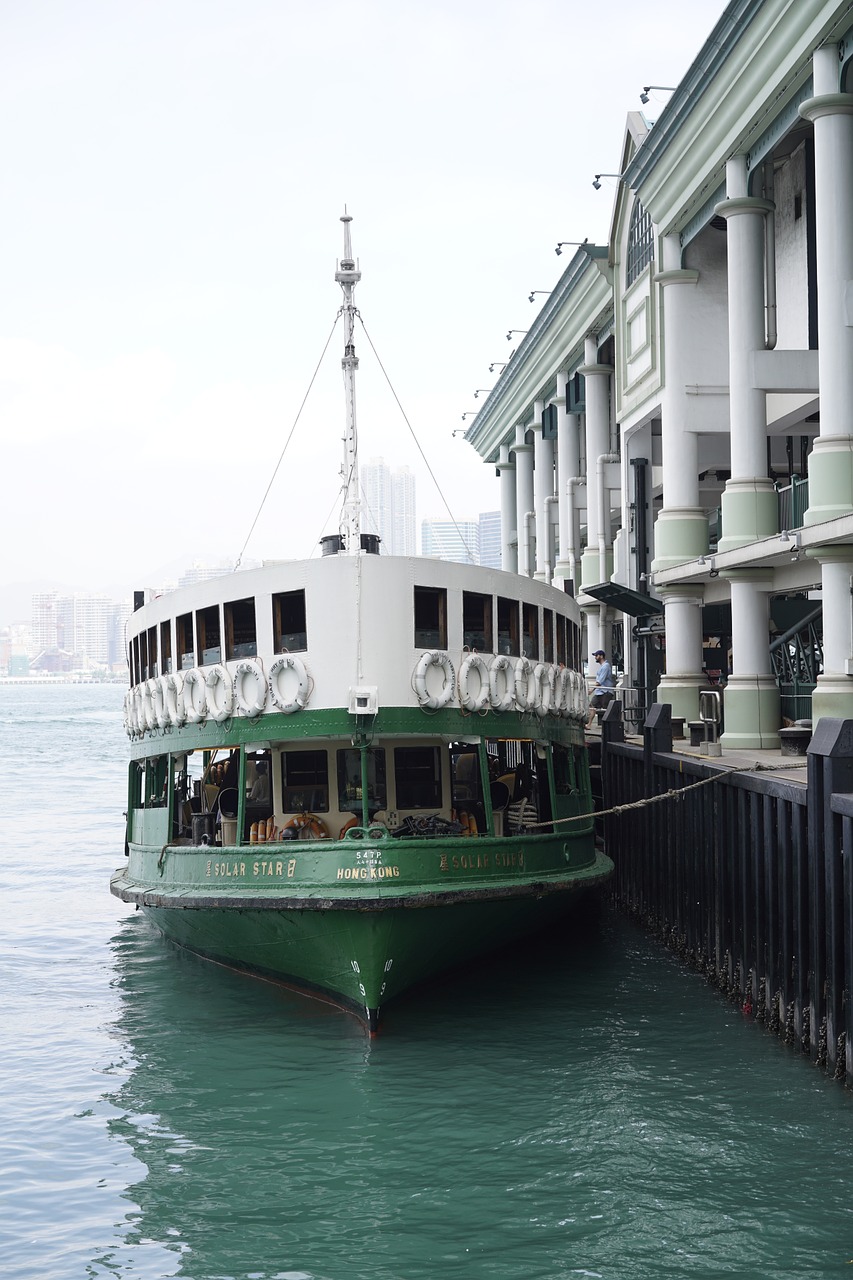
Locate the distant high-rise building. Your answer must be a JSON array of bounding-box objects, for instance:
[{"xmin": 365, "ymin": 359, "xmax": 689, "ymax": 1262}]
[
  {"xmin": 478, "ymin": 511, "xmax": 502, "ymax": 569},
  {"xmin": 421, "ymin": 519, "xmax": 479, "ymax": 565},
  {"xmin": 360, "ymin": 458, "xmax": 416, "ymax": 554}
]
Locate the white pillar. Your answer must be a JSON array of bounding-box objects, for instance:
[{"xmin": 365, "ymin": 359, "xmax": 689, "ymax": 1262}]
[
  {"xmin": 579, "ymin": 335, "xmax": 612, "ymax": 592},
  {"xmin": 532, "ymin": 399, "xmax": 554, "ymax": 582},
  {"xmin": 514, "ymin": 424, "xmax": 534, "ymax": 577},
  {"xmin": 555, "ymin": 371, "xmax": 581, "ymax": 591},
  {"xmin": 720, "ymin": 573, "xmax": 780, "ymax": 750},
  {"xmin": 799, "ymin": 45, "xmax": 853, "ymax": 722},
  {"xmin": 716, "ymin": 155, "xmax": 777, "ymax": 551},
  {"xmin": 653, "ymin": 233, "xmax": 708, "ymax": 721},
  {"xmin": 496, "ymin": 444, "xmax": 517, "ymax": 573}
]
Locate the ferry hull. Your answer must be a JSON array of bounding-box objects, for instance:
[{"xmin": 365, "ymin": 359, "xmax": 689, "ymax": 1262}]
[
  {"xmin": 112, "ymin": 821, "xmax": 612, "ymax": 1029},
  {"xmin": 114, "ymin": 849, "xmax": 612, "ymax": 1029}
]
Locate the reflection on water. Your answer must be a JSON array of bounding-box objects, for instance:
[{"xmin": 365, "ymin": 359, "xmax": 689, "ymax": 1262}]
[{"xmin": 5, "ymin": 685, "xmax": 853, "ymax": 1280}]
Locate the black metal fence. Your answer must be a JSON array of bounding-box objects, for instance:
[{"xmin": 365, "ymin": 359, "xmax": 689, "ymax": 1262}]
[{"xmin": 600, "ymin": 702, "xmax": 853, "ymax": 1088}]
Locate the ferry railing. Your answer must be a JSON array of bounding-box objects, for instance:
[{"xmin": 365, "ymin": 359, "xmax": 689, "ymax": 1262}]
[
  {"xmin": 600, "ymin": 702, "xmax": 853, "ymax": 1088},
  {"xmin": 777, "ymin": 475, "xmax": 809, "ymax": 531}
]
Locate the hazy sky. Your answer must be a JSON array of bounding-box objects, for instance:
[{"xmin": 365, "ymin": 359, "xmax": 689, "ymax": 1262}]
[{"xmin": 1, "ymin": 0, "xmax": 729, "ymax": 596}]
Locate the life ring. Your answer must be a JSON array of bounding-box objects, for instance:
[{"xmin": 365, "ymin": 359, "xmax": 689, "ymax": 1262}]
[
  {"xmin": 183, "ymin": 668, "xmax": 208, "ymax": 724},
  {"xmin": 268, "ymin": 654, "xmax": 309, "ymax": 714},
  {"xmin": 154, "ymin": 676, "xmax": 171, "ymax": 729},
  {"xmin": 206, "ymin": 664, "xmax": 234, "ymax": 723},
  {"xmin": 132, "ymin": 685, "xmax": 145, "ymax": 735},
  {"xmin": 234, "ymin": 657, "xmax": 266, "ymax": 718},
  {"xmin": 122, "ymin": 690, "xmax": 134, "ymax": 736},
  {"xmin": 414, "ymin": 651, "xmax": 455, "ymax": 710},
  {"xmin": 339, "ymin": 815, "xmax": 359, "ymax": 838},
  {"xmin": 164, "ymin": 672, "xmax": 186, "ymax": 727},
  {"xmin": 514, "ymin": 656, "xmax": 536, "ymax": 712},
  {"xmin": 489, "ymin": 654, "xmax": 515, "ymax": 713},
  {"xmin": 458, "ymin": 653, "xmax": 490, "ymax": 713},
  {"xmin": 282, "ymin": 812, "xmax": 329, "ymax": 840},
  {"xmin": 555, "ymin": 667, "xmax": 571, "ymax": 718},
  {"xmin": 533, "ymin": 663, "xmax": 555, "ymax": 718},
  {"xmin": 142, "ymin": 679, "xmax": 159, "ymax": 731},
  {"xmin": 577, "ymin": 671, "xmax": 590, "ymax": 720}
]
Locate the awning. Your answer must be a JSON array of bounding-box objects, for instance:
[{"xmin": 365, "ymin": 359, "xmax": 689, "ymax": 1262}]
[{"xmin": 582, "ymin": 581, "xmax": 664, "ymax": 616}]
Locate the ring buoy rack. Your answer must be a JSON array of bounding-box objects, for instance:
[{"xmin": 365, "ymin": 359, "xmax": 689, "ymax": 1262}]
[
  {"xmin": 234, "ymin": 657, "xmax": 267, "ymax": 718},
  {"xmin": 268, "ymin": 654, "xmax": 309, "ymax": 714},
  {"xmin": 414, "ymin": 651, "xmax": 455, "ymax": 710}
]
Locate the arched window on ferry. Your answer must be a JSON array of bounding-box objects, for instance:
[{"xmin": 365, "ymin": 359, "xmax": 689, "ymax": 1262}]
[{"xmin": 626, "ymin": 197, "xmax": 654, "ymax": 286}]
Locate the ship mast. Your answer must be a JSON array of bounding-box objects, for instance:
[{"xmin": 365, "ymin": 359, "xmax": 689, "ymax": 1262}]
[{"xmin": 335, "ymin": 211, "xmax": 362, "ymax": 554}]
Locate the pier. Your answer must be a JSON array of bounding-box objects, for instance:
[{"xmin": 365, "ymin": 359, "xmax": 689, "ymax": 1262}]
[{"xmin": 596, "ymin": 703, "xmax": 853, "ymax": 1087}]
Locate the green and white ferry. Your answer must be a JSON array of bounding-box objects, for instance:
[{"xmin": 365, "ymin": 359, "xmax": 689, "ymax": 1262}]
[{"xmin": 111, "ymin": 216, "xmax": 612, "ymax": 1030}]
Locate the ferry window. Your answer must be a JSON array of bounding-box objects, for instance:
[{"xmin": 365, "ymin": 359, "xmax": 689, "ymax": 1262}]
[
  {"xmin": 462, "ymin": 591, "xmax": 493, "ymax": 652},
  {"xmin": 131, "ymin": 636, "xmax": 140, "ymax": 685},
  {"xmin": 147, "ymin": 626, "xmax": 158, "ymax": 678},
  {"xmin": 569, "ymin": 620, "xmax": 580, "ymax": 668},
  {"xmin": 337, "ymin": 748, "xmax": 387, "ymax": 814},
  {"xmin": 556, "ymin": 614, "xmax": 567, "ymax": 666},
  {"xmin": 544, "ymin": 610, "xmax": 554, "ymax": 663},
  {"xmin": 177, "ymin": 613, "xmax": 194, "ymax": 671},
  {"xmin": 273, "ymin": 590, "xmax": 307, "ymax": 653},
  {"xmin": 144, "ymin": 756, "xmax": 167, "ymax": 808},
  {"xmin": 225, "ymin": 597, "xmax": 257, "ymax": 659},
  {"xmin": 281, "ymin": 749, "xmax": 329, "ymax": 813},
  {"xmin": 160, "ymin": 621, "xmax": 172, "ymax": 675},
  {"xmin": 522, "ymin": 603, "xmax": 539, "ymax": 660},
  {"xmin": 497, "ymin": 597, "xmax": 519, "ymax": 656},
  {"xmin": 450, "ymin": 745, "xmax": 484, "ymax": 829},
  {"xmin": 394, "ymin": 746, "xmax": 442, "ymax": 809},
  {"xmin": 140, "ymin": 629, "xmax": 149, "ymax": 681},
  {"xmin": 197, "ymin": 605, "xmax": 221, "ymax": 666},
  {"xmin": 414, "ymin": 586, "xmax": 447, "ymax": 649}
]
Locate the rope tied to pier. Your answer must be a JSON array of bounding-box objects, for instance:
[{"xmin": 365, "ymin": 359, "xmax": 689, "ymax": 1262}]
[{"xmin": 525, "ymin": 759, "xmax": 808, "ymax": 830}]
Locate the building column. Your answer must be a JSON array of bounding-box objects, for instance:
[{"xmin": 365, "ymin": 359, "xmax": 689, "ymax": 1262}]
[
  {"xmin": 579, "ymin": 336, "xmax": 613, "ymax": 592},
  {"xmin": 652, "ymin": 233, "xmax": 709, "ymax": 721},
  {"xmin": 720, "ymin": 573, "xmax": 780, "ymax": 750},
  {"xmin": 532, "ymin": 398, "xmax": 555, "ymax": 582},
  {"xmin": 800, "ymin": 46, "xmax": 853, "ymax": 721},
  {"xmin": 514, "ymin": 423, "xmax": 534, "ymax": 578},
  {"xmin": 716, "ymin": 155, "xmax": 777, "ymax": 551},
  {"xmin": 554, "ymin": 372, "xmax": 581, "ymax": 591},
  {"xmin": 496, "ymin": 444, "xmax": 517, "ymax": 574}
]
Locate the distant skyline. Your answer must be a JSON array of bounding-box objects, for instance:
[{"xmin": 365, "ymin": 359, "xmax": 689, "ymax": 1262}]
[{"xmin": 0, "ymin": 0, "xmax": 728, "ymax": 593}]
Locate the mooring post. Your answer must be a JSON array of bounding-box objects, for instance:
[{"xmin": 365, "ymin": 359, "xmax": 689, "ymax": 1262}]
[
  {"xmin": 643, "ymin": 703, "xmax": 672, "ymax": 793},
  {"xmin": 807, "ymin": 719, "xmax": 853, "ymax": 1071}
]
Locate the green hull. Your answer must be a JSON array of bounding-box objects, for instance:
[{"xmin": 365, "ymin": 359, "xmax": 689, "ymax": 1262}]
[{"xmin": 112, "ymin": 831, "xmax": 612, "ymax": 1029}]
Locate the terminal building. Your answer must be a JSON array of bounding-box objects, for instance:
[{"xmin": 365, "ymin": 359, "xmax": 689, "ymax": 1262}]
[{"xmin": 465, "ymin": 0, "xmax": 853, "ymax": 749}]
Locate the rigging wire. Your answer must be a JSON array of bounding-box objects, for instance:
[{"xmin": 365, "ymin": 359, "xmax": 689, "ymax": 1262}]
[
  {"xmin": 356, "ymin": 314, "xmax": 477, "ymax": 564},
  {"xmin": 234, "ymin": 313, "xmax": 342, "ymax": 569}
]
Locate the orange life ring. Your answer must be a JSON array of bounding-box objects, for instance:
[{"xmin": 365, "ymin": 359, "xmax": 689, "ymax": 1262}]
[{"xmin": 282, "ymin": 812, "xmax": 329, "ymax": 840}]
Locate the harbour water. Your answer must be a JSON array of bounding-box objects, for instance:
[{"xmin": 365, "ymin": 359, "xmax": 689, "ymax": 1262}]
[{"xmin": 3, "ymin": 683, "xmax": 853, "ymax": 1280}]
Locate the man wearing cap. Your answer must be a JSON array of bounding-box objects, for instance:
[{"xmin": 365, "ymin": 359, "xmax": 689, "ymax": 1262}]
[{"xmin": 587, "ymin": 650, "xmax": 616, "ymax": 727}]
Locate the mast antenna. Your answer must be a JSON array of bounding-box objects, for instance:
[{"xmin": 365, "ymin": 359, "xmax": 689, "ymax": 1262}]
[{"xmin": 335, "ymin": 209, "xmax": 362, "ymax": 553}]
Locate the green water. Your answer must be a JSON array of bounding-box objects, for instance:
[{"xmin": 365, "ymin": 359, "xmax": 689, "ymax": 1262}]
[{"xmin": 3, "ymin": 684, "xmax": 853, "ymax": 1279}]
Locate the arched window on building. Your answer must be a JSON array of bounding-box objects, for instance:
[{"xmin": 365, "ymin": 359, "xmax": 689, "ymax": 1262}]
[{"xmin": 626, "ymin": 198, "xmax": 654, "ymax": 286}]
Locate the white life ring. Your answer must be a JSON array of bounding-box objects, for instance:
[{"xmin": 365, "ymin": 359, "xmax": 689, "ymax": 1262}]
[
  {"xmin": 458, "ymin": 653, "xmax": 491, "ymax": 713},
  {"xmin": 514, "ymin": 656, "xmax": 536, "ymax": 712},
  {"xmin": 577, "ymin": 671, "xmax": 590, "ymax": 720},
  {"xmin": 555, "ymin": 667, "xmax": 571, "ymax": 718},
  {"xmin": 234, "ymin": 657, "xmax": 266, "ymax": 718},
  {"xmin": 183, "ymin": 668, "xmax": 208, "ymax": 724},
  {"xmin": 142, "ymin": 679, "xmax": 159, "ymax": 731},
  {"xmin": 206, "ymin": 664, "xmax": 234, "ymax": 723},
  {"xmin": 533, "ymin": 662, "xmax": 555, "ymax": 718},
  {"xmin": 413, "ymin": 651, "xmax": 455, "ymax": 710},
  {"xmin": 132, "ymin": 685, "xmax": 145, "ymax": 735},
  {"xmin": 488, "ymin": 654, "xmax": 515, "ymax": 713},
  {"xmin": 268, "ymin": 654, "xmax": 309, "ymax": 714},
  {"xmin": 164, "ymin": 672, "xmax": 186, "ymax": 727},
  {"xmin": 122, "ymin": 690, "xmax": 133, "ymax": 736},
  {"xmin": 154, "ymin": 676, "xmax": 171, "ymax": 730}
]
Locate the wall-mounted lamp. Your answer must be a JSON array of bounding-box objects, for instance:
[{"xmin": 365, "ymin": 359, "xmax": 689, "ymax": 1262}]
[
  {"xmin": 488, "ymin": 361, "xmax": 507, "ymax": 373},
  {"xmin": 451, "ymin": 428, "xmax": 467, "ymax": 437},
  {"xmin": 473, "ymin": 389, "xmax": 491, "ymax": 398},
  {"xmin": 528, "ymin": 291, "xmax": 550, "ymax": 303},
  {"xmin": 709, "ymin": 556, "xmax": 719, "ymax": 578},
  {"xmin": 697, "ymin": 555, "xmax": 706, "ymax": 567},
  {"xmin": 506, "ymin": 330, "xmax": 528, "ymax": 341},
  {"xmin": 555, "ymin": 238, "xmax": 589, "ymax": 256},
  {"xmin": 640, "ymin": 85, "xmax": 676, "ymax": 104},
  {"xmin": 461, "ymin": 412, "xmax": 478, "ymax": 421},
  {"xmin": 593, "ymin": 174, "xmax": 622, "ymax": 190}
]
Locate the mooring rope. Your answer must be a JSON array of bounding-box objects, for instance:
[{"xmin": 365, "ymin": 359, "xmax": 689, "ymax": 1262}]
[{"xmin": 526, "ymin": 759, "xmax": 808, "ymax": 830}]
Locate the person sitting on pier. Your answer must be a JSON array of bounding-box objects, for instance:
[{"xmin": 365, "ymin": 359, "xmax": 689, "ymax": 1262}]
[{"xmin": 587, "ymin": 650, "xmax": 616, "ymax": 727}]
